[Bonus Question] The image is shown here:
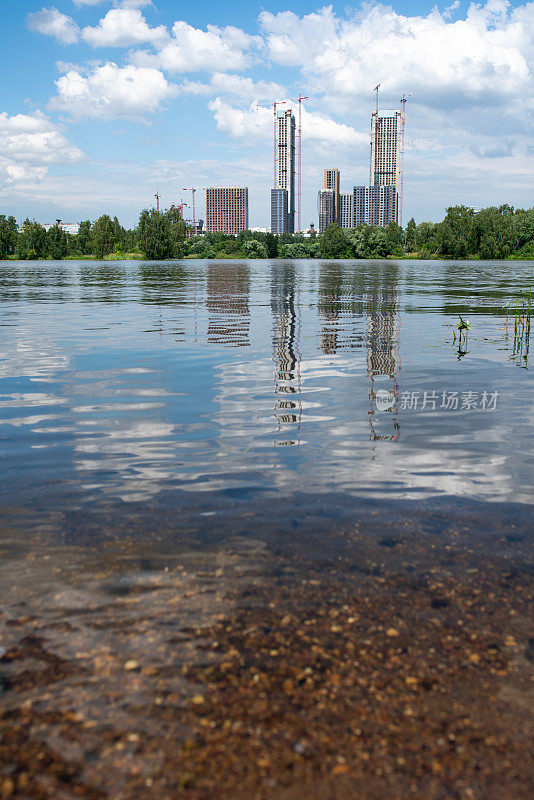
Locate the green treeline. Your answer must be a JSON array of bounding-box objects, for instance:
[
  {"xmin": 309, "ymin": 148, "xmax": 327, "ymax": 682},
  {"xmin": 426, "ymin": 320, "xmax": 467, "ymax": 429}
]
[{"xmin": 1, "ymin": 204, "xmax": 533, "ymax": 261}]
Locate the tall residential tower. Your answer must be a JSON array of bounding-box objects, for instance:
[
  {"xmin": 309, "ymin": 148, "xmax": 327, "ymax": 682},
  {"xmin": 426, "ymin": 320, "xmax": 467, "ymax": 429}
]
[
  {"xmin": 370, "ymin": 109, "xmax": 402, "ymax": 191},
  {"xmin": 271, "ymin": 109, "xmax": 296, "ymax": 234}
]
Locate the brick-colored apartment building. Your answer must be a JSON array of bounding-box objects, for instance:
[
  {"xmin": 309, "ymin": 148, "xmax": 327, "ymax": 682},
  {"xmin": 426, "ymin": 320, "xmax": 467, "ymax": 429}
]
[{"xmin": 206, "ymin": 188, "xmax": 248, "ymax": 235}]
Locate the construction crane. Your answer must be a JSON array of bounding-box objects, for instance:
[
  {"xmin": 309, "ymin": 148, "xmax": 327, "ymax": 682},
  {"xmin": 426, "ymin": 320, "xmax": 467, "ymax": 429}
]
[
  {"xmin": 171, "ymin": 201, "xmax": 188, "ymax": 220},
  {"xmin": 399, "ymin": 93, "xmax": 411, "ymax": 228},
  {"xmin": 154, "ymin": 191, "xmax": 161, "ymax": 213},
  {"xmin": 292, "ymin": 94, "xmax": 309, "ymax": 233},
  {"xmin": 183, "ymin": 188, "xmax": 198, "ymax": 235},
  {"xmin": 182, "ymin": 188, "xmax": 207, "ymax": 236},
  {"xmin": 373, "ymin": 83, "xmax": 381, "ymax": 114}
]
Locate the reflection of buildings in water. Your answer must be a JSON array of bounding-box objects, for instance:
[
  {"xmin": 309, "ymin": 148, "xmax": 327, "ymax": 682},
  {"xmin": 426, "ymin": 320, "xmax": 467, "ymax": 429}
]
[
  {"xmin": 271, "ymin": 265, "xmax": 302, "ymax": 444},
  {"xmin": 206, "ymin": 263, "xmax": 250, "ymax": 348},
  {"xmin": 316, "ymin": 263, "xmax": 401, "ymax": 445},
  {"xmin": 318, "ymin": 266, "xmax": 342, "ymax": 355},
  {"xmin": 317, "ymin": 265, "xmax": 368, "ymax": 354},
  {"xmin": 366, "ymin": 268, "xmax": 401, "ymax": 444}
]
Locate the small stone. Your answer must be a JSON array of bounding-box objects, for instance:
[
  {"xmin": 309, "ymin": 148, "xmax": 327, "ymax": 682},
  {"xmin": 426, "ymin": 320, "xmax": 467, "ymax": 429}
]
[
  {"xmin": 124, "ymin": 660, "xmax": 139, "ymax": 671},
  {"xmin": 332, "ymin": 764, "xmax": 350, "ymax": 776},
  {"xmin": 405, "ymin": 676, "xmax": 418, "ymax": 686},
  {"xmin": 191, "ymin": 694, "xmax": 205, "ymax": 705},
  {"xmin": 280, "ymin": 615, "xmax": 292, "ymax": 627},
  {"xmin": 1, "ymin": 778, "xmax": 15, "ymax": 798},
  {"xmin": 386, "ymin": 628, "xmax": 400, "ymax": 638},
  {"xmin": 469, "ymin": 653, "xmax": 480, "ymax": 664}
]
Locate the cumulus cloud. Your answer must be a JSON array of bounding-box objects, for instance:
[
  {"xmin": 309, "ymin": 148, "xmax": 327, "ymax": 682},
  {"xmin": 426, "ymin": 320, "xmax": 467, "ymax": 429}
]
[
  {"xmin": 82, "ymin": 8, "xmax": 168, "ymax": 48},
  {"xmin": 131, "ymin": 21, "xmax": 260, "ymax": 72},
  {"xmin": 0, "ymin": 111, "xmax": 84, "ymax": 186},
  {"xmin": 181, "ymin": 73, "xmax": 286, "ymax": 101},
  {"xmin": 50, "ymin": 62, "xmax": 178, "ymax": 120},
  {"xmin": 259, "ymin": 3, "xmax": 533, "ymax": 107},
  {"xmin": 209, "ymin": 99, "xmax": 366, "ymax": 147},
  {"xmin": 27, "ymin": 7, "xmax": 80, "ymax": 44}
]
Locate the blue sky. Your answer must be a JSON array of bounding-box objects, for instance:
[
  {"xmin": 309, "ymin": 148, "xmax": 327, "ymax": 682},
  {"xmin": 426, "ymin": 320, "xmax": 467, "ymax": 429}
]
[{"xmin": 1, "ymin": 0, "xmax": 532, "ymax": 228}]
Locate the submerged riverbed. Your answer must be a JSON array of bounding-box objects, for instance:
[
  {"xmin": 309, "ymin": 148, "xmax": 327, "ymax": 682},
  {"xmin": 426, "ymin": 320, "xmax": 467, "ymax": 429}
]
[{"xmin": 0, "ymin": 259, "xmax": 533, "ymax": 799}]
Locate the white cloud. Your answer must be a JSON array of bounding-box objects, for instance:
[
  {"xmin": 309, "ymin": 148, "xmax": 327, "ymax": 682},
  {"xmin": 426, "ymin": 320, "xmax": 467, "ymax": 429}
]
[
  {"xmin": 181, "ymin": 73, "xmax": 286, "ymax": 101},
  {"xmin": 50, "ymin": 62, "xmax": 178, "ymax": 120},
  {"xmin": 27, "ymin": 7, "xmax": 80, "ymax": 44},
  {"xmin": 258, "ymin": 7, "xmax": 339, "ymax": 67},
  {"xmin": 443, "ymin": 0, "xmax": 461, "ymax": 20},
  {"xmin": 0, "ymin": 111, "xmax": 84, "ymax": 186},
  {"xmin": 259, "ymin": 3, "xmax": 533, "ymax": 107},
  {"xmin": 131, "ymin": 21, "xmax": 260, "ymax": 73},
  {"xmin": 82, "ymin": 8, "xmax": 168, "ymax": 48},
  {"xmin": 209, "ymin": 99, "xmax": 366, "ymax": 148}
]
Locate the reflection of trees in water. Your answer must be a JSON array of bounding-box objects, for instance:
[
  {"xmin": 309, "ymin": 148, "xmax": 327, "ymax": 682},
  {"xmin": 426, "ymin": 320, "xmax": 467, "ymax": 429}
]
[
  {"xmin": 271, "ymin": 264, "xmax": 302, "ymax": 444},
  {"xmin": 79, "ymin": 265, "xmax": 126, "ymax": 304},
  {"xmin": 206, "ymin": 263, "xmax": 250, "ymax": 348},
  {"xmin": 1, "ymin": 265, "xmax": 73, "ymax": 304},
  {"xmin": 138, "ymin": 264, "xmax": 187, "ymax": 305},
  {"xmin": 138, "ymin": 264, "xmax": 191, "ymax": 339}
]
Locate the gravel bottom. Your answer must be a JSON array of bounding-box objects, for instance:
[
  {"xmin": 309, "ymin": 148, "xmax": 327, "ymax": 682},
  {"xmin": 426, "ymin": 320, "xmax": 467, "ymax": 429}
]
[{"xmin": 0, "ymin": 519, "xmax": 533, "ymax": 800}]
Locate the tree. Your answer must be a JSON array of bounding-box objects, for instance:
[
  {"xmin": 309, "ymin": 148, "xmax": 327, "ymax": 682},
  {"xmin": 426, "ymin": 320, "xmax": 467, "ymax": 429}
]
[
  {"xmin": 436, "ymin": 206, "xmax": 475, "ymax": 258},
  {"xmin": 113, "ymin": 216, "xmax": 126, "ymax": 252},
  {"xmin": 386, "ymin": 221, "xmax": 403, "ymax": 255},
  {"xmin": 405, "ymin": 217, "xmax": 417, "ymax": 251},
  {"xmin": 76, "ymin": 220, "xmax": 92, "ymax": 255},
  {"xmin": 367, "ymin": 227, "xmax": 388, "ymax": 258},
  {"xmin": 242, "ymin": 239, "xmax": 268, "ymax": 258},
  {"xmin": 0, "ymin": 215, "xmax": 19, "ymax": 259},
  {"xmin": 17, "ymin": 219, "xmax": 47, "ymax": 259},
  {"xmin": 473, "ymin": 205, "xmax": 514, "ymax": 259},
  {"xmin": 91, "ymin": 215, "xmax": 116, "ymax": 258},
  {"xmin": 137, "ymin": 209, "xmax": 173, "ymax": 259},
  {"xmin": 46, "ymin": 224, "xmax": 68, "ymax": 259},
  {"xmin": 319, "ymin": 223, "xmax": 348, "ymax": 258},
  {"xmin": 279, "ymin": 242, "xmax": 319, "ymax": 259},
  {"xmin": 264, "ymin": 232, "xmax": 278, "ymax": 258},
  {"xmin": 165, "ymin": 207, "xmax": 187, "ymax": 257}
]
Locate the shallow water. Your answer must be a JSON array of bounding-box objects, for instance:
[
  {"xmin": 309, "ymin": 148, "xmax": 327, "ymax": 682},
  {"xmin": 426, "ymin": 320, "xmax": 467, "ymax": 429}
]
[
  {"xmin": 1, "ymin": 259, "xmax": 532, "ymax": 525},
  {"xmin": 1, "ymin": 259, "xmax": 533, "ymax": 798}
]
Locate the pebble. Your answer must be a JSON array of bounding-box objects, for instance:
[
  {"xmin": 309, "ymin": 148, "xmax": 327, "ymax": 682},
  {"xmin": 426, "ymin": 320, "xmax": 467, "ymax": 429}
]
[
  {"xmin": 124, "ymin": 660, "xmax": 139, "ymax": 671},
  {"xmin": 191, "ymin": 694, "xmax": 205, "ymax": 705},
  {"xmin": 386, "ymin": 628, "xmax": 400, "ymax": 638}
]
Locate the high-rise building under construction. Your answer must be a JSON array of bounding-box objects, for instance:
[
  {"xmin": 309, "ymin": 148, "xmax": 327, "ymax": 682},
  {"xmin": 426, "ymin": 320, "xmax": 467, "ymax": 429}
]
[
  {"xmin": 273, "ymin": 109, "xmax": 296, "ymax": 234},
  {"xmin": 370, "ymin": 109, "xmax": 402, "ymax": 191},
  {"xmin": 323, "ymin": 169, "xmax": 340, "ymax": 224}
]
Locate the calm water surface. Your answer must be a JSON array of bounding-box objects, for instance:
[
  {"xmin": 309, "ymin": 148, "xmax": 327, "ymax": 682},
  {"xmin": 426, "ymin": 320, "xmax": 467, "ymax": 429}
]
[{"xmin": 0, "ymin": 258, "xmax": 533, "ymax": 546}]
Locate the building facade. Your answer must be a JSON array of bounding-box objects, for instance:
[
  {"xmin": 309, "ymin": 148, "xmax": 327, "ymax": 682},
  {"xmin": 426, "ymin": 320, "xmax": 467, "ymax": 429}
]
[
  {"xmin": 339, "ymin": 193, "xmax": 354, "ymax": 229},
  {"xmin": 206, "ymin": 188, "xmax": 248, "ymax": 235},
  {"xmin": 318, "ymin": 189, "xmax": 336, "ymax": 233},
  {"xmin": 370, "ymin": 109, "xmax": 402, "ymax": 190},
  {"xmin": 271, "ymin": 188, "xmax": 289, "ymax": 235},
  {"xmin": 353, "ymin": 185, "xmax": 398, "ymax": 228},
  {"xmin": 323, "ymin": 169, "xmax": 340, "ymax": 224},
  {"xmin": 275, "ymin": 109, "xmax": 296, "ymax": 233}
]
